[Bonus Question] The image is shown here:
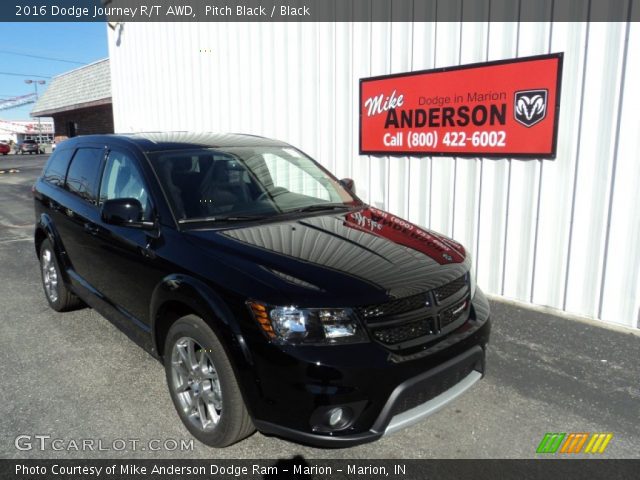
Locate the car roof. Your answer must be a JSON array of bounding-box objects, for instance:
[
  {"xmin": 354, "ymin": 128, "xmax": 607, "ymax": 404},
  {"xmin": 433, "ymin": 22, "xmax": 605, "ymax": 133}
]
[{"xmin": 58, "ymin": 132, "xmax": 290, "ymax": 153}]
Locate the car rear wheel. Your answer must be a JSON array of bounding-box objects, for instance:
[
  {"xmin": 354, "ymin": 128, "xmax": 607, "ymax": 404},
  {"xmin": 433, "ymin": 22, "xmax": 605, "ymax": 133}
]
[
  {"xmin": 164, "ymin": 315, "xmax": 255, "ymax": 447},
  {"xmin": 39, "ymin": 239, "xmax": 82, "ymax": 311}
]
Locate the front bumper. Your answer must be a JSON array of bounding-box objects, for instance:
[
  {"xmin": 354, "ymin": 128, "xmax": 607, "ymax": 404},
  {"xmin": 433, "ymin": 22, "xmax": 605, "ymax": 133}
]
[
  {"xmin": 246, "ymin": 288, "xmax": 491, "ymax": 448},
  {"xmin": 254, "ymin": 344, "xmax": 485, "ymax": 447}
]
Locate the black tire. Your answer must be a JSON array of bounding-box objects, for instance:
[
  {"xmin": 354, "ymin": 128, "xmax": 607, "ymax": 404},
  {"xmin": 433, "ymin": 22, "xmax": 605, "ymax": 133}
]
[
  {"xmin": 164, "ymin": 315, "xmax": 255, "ymax": 447},
  {"xmin": 39, "ymin": 239, "xmax": 83, "ymax": 312}
]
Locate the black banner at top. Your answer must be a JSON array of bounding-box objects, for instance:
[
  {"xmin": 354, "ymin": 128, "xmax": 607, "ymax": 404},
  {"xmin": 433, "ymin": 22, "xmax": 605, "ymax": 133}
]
[{"xmin": 4, "ymin": 0, "xmax": 640, "ymax": 22}]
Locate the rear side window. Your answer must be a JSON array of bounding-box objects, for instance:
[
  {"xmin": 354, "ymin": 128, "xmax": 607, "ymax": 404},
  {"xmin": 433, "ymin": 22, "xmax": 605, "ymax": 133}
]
[
  {"xmin": 43, "ymin": 149, "xmax": 73, "ymax": 187},
  {"xmin": 65, "ymin": 148, "xmax": 104, "ymax": 204}
]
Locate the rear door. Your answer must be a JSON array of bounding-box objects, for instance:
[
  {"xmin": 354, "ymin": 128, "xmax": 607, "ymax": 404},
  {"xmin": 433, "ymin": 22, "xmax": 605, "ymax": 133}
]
[
  {"xmin": 50, "ymin": 145, "xmax": 106, "ymax": 287},
  {"xmin": 35, "ymin": 146, "xmax": 75, "ymax": 256}
]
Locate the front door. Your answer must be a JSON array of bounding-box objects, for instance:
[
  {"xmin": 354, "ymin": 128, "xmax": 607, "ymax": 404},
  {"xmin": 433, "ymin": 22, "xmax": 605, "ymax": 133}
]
[{"xmin": 89, "ymin": 148, "xmax": 164, "ymax": 329}]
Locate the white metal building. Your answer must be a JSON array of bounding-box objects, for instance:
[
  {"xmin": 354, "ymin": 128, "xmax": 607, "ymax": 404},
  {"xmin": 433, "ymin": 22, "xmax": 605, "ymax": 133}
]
[{"xmin": 107, "ymin": 21, "xmax": 640, "ymax": 329}]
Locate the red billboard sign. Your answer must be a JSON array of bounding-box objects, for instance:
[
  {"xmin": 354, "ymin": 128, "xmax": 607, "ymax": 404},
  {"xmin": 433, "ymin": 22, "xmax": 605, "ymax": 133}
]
[{"xmin": 359, "ymin": 53, "xmax": 563, "ymax": 158}]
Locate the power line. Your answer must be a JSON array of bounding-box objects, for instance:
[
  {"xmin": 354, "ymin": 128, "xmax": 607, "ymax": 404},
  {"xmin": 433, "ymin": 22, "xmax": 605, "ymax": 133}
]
[
  {"xmin": 0, "ymin": 50, "xmax": 85, "ymax": 66},
  {"xmin": 0, "ymin": 93, "xmax": 36, "ymax": 101},
  {"xmin": 0, "ymin": 72, "xmax": 50, "ymax": 79}
]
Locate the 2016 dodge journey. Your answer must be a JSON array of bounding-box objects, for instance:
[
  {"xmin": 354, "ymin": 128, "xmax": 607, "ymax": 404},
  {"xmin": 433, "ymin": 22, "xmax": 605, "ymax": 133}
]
[{"xmin": 33, "ymin": 133, "xmax": 490, "ymax": 447}]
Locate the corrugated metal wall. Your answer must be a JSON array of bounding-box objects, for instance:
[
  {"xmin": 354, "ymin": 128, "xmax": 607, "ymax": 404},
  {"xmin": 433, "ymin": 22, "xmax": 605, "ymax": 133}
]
[{"xmin": 108, "ymin": 20, "xmax": 640, "ymax": 329}]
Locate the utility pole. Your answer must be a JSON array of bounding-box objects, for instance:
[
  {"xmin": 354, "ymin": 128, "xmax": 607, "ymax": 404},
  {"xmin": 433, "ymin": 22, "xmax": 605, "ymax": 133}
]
[{"xmin": 24, "ymin": 79, "xmax": 46, "ymax": 146}]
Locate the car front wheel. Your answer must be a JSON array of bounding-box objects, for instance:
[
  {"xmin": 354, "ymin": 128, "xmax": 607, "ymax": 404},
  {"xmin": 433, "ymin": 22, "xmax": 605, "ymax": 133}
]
[{"xmin": 164, "ymin": 315, "xmax": 255, "ymax": 447}]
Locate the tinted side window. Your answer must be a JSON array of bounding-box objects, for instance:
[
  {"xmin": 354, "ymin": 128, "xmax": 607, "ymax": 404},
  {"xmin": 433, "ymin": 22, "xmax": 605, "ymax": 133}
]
[
  {"xmin": 99, "ymin": 150, "xmax": 152, "ymax": 221},
  {"xmin": 65, "ymin": 148, "xmax": 104, "ymax": 204},
  {"xmin": 43, "ymin": 149, "xmax": 73, "ymax": 187}
]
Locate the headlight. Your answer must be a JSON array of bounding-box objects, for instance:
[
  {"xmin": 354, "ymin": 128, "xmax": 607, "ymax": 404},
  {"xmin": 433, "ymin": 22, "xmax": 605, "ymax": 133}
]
[{"xmin": 248, "ymin": 302, "xmax": 366, "ymax": 345}]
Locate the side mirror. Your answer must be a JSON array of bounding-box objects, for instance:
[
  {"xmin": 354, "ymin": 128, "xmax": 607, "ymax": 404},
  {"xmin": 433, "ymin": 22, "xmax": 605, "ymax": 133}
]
[
  {"xmin": 101, "ymin": 198, "xmax": 154, "ymax": 229},
  {"xmin": 339, "ymin": 178, "xmax": 356, "ymax": 195}
]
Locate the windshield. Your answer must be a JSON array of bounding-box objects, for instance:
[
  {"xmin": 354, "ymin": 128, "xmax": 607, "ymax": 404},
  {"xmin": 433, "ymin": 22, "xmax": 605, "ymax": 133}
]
[{"xmin": 149, "ymin": 146, "xmax": 359, "ymax": 223}]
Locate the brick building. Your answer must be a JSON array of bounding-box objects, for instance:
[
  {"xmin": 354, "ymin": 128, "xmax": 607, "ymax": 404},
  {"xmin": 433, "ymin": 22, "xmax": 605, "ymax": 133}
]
[{"xmin": 31, "ymin": 59, "xmax": 113, "ymax": 142}]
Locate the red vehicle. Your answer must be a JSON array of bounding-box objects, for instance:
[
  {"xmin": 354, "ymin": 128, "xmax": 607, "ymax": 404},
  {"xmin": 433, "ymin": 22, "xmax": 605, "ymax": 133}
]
[{"xmin": 0, "ymin": 142, "xmax": 10, "ymax": 155}]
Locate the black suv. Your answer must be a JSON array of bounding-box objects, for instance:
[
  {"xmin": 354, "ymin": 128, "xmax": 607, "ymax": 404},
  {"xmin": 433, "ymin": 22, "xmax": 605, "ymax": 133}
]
[{"xmin": 33, "ymin": 133, "xmax": 490, "ymax": 448}]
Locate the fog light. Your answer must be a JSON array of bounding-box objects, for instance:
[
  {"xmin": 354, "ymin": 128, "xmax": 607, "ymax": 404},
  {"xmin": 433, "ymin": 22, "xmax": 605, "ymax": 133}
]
[
  {"xmin": 328, "ymin": 408, "xmax": 345, "ymax": 426},
  {"xmin": 310, "ymin": 401, "xmax": 366, "ymax": 433},
  {"xmin": 324, "ymin": 407, "xmax": 352, "ymax": 431}
]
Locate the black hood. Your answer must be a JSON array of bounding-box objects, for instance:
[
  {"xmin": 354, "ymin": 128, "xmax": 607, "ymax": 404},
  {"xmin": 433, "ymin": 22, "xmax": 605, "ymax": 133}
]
[{"xmin": 185, "ymin": 207, "xmax": 470, "ymax": 304}]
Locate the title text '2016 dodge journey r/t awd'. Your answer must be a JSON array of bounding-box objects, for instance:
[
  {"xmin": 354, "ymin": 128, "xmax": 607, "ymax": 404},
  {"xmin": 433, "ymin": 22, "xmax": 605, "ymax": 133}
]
[{"xmin": 33, "ymin": 133, "xmax": 490, "ymax": 447}]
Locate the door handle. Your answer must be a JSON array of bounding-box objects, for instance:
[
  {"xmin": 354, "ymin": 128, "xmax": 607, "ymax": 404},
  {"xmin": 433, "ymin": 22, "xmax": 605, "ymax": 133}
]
[{"xmin": 84, "ymin": 223, "xmax": 99, "ymax": 235}]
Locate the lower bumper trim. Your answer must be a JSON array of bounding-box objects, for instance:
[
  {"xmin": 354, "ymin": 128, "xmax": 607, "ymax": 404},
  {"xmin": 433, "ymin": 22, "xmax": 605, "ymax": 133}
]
[{"xmin": 384, "ymin": 370, "xmax": 482, "ymax": 435}]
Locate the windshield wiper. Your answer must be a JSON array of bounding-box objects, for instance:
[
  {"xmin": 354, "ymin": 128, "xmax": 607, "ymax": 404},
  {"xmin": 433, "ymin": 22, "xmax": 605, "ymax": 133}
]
[
  {"xmin": 285, "ymin": 204, "xmax": 352, "ymax": 214},
  {"xmin": 179, "ymin": 204, "xmax": 354, "ymax": 223},
  {"xmin": 179, "ymin": 215, "xmax": 269, "ymax": 224}
]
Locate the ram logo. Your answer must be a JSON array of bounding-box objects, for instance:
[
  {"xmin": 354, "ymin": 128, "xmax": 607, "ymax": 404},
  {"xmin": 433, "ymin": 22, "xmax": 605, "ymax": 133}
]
[{"xmin": 514, "ymin": 89, "xmax": 548, "ymax": 127}]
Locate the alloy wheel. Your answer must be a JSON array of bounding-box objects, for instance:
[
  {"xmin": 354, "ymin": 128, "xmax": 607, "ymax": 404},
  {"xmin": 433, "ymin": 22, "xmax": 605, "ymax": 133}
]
[
  {"xmin": 41, "ymin": 249, "xmax": 59, "ymax": 303},
  {"xmin": 170, "ymin": 337, "xmax": 223, "ymax": 431}
]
